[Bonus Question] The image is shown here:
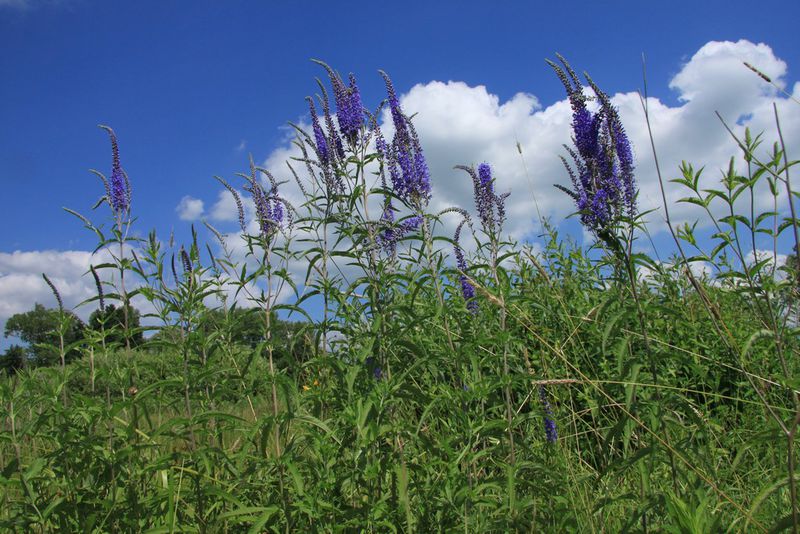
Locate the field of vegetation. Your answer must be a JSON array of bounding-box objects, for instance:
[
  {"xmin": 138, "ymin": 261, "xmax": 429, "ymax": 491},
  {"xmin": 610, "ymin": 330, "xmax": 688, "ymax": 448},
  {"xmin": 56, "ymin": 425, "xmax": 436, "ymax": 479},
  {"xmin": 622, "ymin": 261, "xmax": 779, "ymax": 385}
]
[{"xmin": 1, "ymin": 57, "xmax": 798, "ymax": 532}]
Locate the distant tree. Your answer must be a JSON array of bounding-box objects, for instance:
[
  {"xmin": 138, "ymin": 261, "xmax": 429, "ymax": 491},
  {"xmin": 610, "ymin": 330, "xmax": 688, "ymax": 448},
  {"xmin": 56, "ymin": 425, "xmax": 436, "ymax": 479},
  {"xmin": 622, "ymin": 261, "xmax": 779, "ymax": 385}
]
[
  {"xmin": 0, "ymin": 345, "xmax": 26, "ymax": 375},
  {"xmin": 88, "ymin": 303, "xmax": 144, "ymax": 348},
  {"xmin": 199, "ymin": 307, "xmax": 317, "ymax": 364},
  {"xmin": 272, "ymin": 318, "xmax": 317, "ymax": 367},
  {"xmin": 147, "ymin": 324, "xmax": 182, "ymax": 346},
  {"xmin": 4, "ymin": 303, "xmax": 85, "ymax": 366},
  {"xmin": 200, "ymin": 307, "xmax": 275, "ymax": 348}
]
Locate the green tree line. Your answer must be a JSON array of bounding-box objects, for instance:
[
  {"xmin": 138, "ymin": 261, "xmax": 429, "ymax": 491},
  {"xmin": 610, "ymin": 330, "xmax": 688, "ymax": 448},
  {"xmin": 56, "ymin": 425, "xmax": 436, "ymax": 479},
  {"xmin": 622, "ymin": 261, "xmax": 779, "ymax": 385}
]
[{"xmin": 1, "ymin": 303, "xmax": 313, "ymax": 375}]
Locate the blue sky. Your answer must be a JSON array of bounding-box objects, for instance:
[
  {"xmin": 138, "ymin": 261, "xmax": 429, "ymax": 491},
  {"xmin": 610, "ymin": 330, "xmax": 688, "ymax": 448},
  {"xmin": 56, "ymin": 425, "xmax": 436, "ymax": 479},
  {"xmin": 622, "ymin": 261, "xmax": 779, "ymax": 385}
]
[{"xmin": 1, "ymin": 0, "xmax": 799, "ymax": 333}]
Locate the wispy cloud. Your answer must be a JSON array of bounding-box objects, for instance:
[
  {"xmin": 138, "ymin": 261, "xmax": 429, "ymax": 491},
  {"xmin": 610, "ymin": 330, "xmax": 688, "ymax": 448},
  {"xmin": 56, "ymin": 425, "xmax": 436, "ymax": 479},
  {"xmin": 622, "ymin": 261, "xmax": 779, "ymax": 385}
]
[
  {"xmin": 0, "ymin": 0, "xmax": 30, "ymax": 8},
  {"xmin": 0, "ymin": 0, "xmax": 67, "ymax": 10}
]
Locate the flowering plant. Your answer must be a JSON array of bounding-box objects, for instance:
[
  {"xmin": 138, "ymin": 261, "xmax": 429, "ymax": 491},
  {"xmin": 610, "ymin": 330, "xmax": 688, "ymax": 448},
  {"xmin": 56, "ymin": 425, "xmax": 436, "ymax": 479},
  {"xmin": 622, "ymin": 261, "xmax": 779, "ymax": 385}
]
[{"xmin": 548, "ymin": 55, "xmax": 636, "ymax": 248}]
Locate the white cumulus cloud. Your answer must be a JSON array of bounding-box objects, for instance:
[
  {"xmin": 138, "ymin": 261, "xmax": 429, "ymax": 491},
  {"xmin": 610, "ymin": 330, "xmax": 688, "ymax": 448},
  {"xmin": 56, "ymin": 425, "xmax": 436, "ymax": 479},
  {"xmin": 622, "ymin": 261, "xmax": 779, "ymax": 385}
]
[
  {"xmin": 176, "ymin": 196, "xmax": 205, "ymax": 221},
  {"xmin": 397, "ymin": 39, "xmax": 798, "ymax": 241},
  {"xmin": 0, "ymin": 249, "xmax": 157, "ymax": 336}
]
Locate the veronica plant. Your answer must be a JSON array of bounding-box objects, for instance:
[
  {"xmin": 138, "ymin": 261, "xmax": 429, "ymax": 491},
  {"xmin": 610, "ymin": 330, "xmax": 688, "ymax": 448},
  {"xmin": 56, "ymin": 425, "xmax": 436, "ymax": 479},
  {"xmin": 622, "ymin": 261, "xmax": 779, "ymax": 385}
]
[
  {"xmin": 63, "ymin": 126, "xmax": 138, "ymax": 350},
  {"xmin": 548, "ymin": 55, "xmax": 637, "ymax": 255},
  {"xmin": 455, "ymin": 162, "xmax": 523, "ymax": 457},
  {"xmin": 378, "ymin": 71, "xmax": 431, "ymax": 213},
  {"xmin": 452, "ymin": 219, "xmax": 477, "ymax": 312},
  {"xmin": 456, "ymin": 163, "xmax": 509, "ymax": 266},
  {"xmin": 450, "ymin": 162, "xmax": 509, "ymax": 313},
  {"xmin": 316, "ymin": 61, "xmax": 365, "ymax": 148},
  {"xmin": 547, "ymin": 56, "xmax": 642, "ymax": 448},
  {"xmin": 286, "ymin": 64, "xmax": 373, "ymax": 364},
  {"xmin": 235, "ymin": 158, "xmax": 294, "ymax": 454}
]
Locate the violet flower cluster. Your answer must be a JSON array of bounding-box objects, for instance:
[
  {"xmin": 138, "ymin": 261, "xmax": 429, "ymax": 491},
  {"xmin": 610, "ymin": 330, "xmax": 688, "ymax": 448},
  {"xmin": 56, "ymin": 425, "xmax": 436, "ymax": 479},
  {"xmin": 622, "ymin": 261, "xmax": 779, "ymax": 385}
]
[
  {"xmin": 457, "ymin": 163, "xmax": 509, "ymax": 236},
  {"xmin": 307, "ymin": 97, "xmax": 330, "ymax": 165},
  {"xmin": 308, "ymin": 89, "xmax": 345, "ymax": 195},
  {"xmin": 365, "ymin": 357, "xmax": 383, "ymax": 380},
  {"xmin": 335, "ymin": 73, "xmax": 364, "ymax": 143},
  {"xmin": 180, "ymin": 246, "xmax": 192, "ymax": 274},
  {"xmin": 316, "ymin": 62, "xmax": 364, "ymax": 147},
  {"xmin": 242, "ymin": 159, "xmax": 287, "ymax": 241},
  {"xmin": 453, "ymin": 220, "xmax": 477, "ymax": 313},
  {"xmin": 548, "ymin": 55, "xmax": 636, "ymax": 237},
  {"xmin": 538, "ymin": 384, "xmax": 558, "ymax": 443},
  {"xmin": 305, "ymin": 63, "xmax": 366, "ymax": 195},
  {"xmin": 100, "ymin": 125, "xmax": 131, "ymax": 215},
  {"xmin": 377, "ymin": 71, "xmax": 431, "ymax": 210},
  {"xmin": 377, "ymin": 202, "xmax": 422, "ymax": 255}
]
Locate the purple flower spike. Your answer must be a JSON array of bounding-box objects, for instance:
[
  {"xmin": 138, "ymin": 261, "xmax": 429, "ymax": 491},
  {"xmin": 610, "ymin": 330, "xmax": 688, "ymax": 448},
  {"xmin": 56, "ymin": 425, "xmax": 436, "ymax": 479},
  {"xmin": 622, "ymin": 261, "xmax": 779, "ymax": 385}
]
[
  {"xmin": 548, "ymin": 55, "xmax": 637, "ymax": 237},
  {"xmin": 341, "ymin": 73, "xmax": 364, "ymax": 141},
  {"xmin": 538, "ymin": 384, "xmax": 558, "ymax": 443},
  {"xmin": 453, "ymin": 220, "xmax": 478, "ymax": 313},
  {"xmin": 572, "ymin": 107, "xmax": 602, "ymax": 160},
  {"xmin": 612, "ymin": 119, "xmax": 636, "ymax": 216},
  {"xmin": 378, "ymin": 202, "xmax": 422, "ymax": 254},
  {"xmin": 318, "ymin": 63, "xmax": 364, "ymax": 145},
  {"xmin": 101, "ymin": 126, "xmax": 130, "ymax": 214},
  {"xmin": 180, "ymin": 247, "xmax": 192, "ymax": 273},
  {"xmin": 475, "ymin": 163, "xmax": 495, "ymax": 229},
  {"xmin": 457, "ymin": 163, "xmax": 507, "ymax": 236},
  {"xmin": 459, "ymin": 275, "xmax": 477, "ymax": 311},
  {"xmin": 380, "ymin": 71, "xmax": 432, "ymax": 209},
  {"xmin": 318, "ymin": 83, "xmax": 345, "ymax": 161},
  {"xmin": 307, "ymin": 97, "xmax": 330, "ymax": 164},
  {"xmin": 243, "ymin": 158, "xmax": 288, "ymax": 241}
]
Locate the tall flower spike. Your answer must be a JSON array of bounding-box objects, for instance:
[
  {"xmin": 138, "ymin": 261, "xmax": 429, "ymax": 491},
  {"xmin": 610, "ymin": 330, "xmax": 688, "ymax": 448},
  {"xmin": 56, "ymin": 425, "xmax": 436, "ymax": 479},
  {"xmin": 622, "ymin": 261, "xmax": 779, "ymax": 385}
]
[
  {"xmin": 548, "ymin": 56, "xmax": 637, "ymax": 236},
  {"xmin": 90, "ymin": 265, "xmax": 105, "ymax": 311},
  {"xmin": 316, "ymin": 61, "xmax": 364, "ymax": 145},
  {"xmin": 453, "ymin": 220, "xmax": 477, "ymax": 313},
  {"xmin": 42, "ymin": 273, "xmax": 63, "ymax": 313},
  {"xmin": 538, "ymin": 384, "xmax": 558, "ymax": 443},
  {"xmin": 242, "ymin": 158, "xmax": 289, "ymax": 241},
  {"xmin": 306, "ymin": 97, "xmax": 330, "ymax": 165},
  {"xmin": 99, "ymin": 125, "xmax": 130, "ymax": 214},
  {"xmin": 170, "ymin": 253, "xmax": 179, "ymax": 286},
  {"xmin": 475, "ymin": 163, "xmax": 495, "ymax": 230},
  {"xmin": 180, "ymin": 246, "xmax": 192, "ymax": 273},
  {"xmin": 214, "ymin": 176, "xmax": 246, "ymax": 233},
  {"xmin": 341, "ymin": 73, "xmax": 364, "ymax": 142},
  {"xmin": 244, "ymin": 161, "xmax": 269, "ymax": 239},
  {"xmin": 456, "ymin": 163, "xmax": 506, "ymax": 236},
  {"xmin": 379, "ymin": 70, "xmax": 432, "ymax": 209},
  {"xmin": 316, "ymin": 80, "xmax": 345, "ymax": 161}
]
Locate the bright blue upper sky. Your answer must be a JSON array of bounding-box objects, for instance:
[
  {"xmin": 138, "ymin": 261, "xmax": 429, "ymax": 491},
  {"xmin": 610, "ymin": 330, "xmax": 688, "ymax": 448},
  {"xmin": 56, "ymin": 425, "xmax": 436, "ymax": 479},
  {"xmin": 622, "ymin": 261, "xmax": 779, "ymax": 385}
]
[{"xmin": 1, "ymin": 0, "xmax": 800, "ymax": 332}]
